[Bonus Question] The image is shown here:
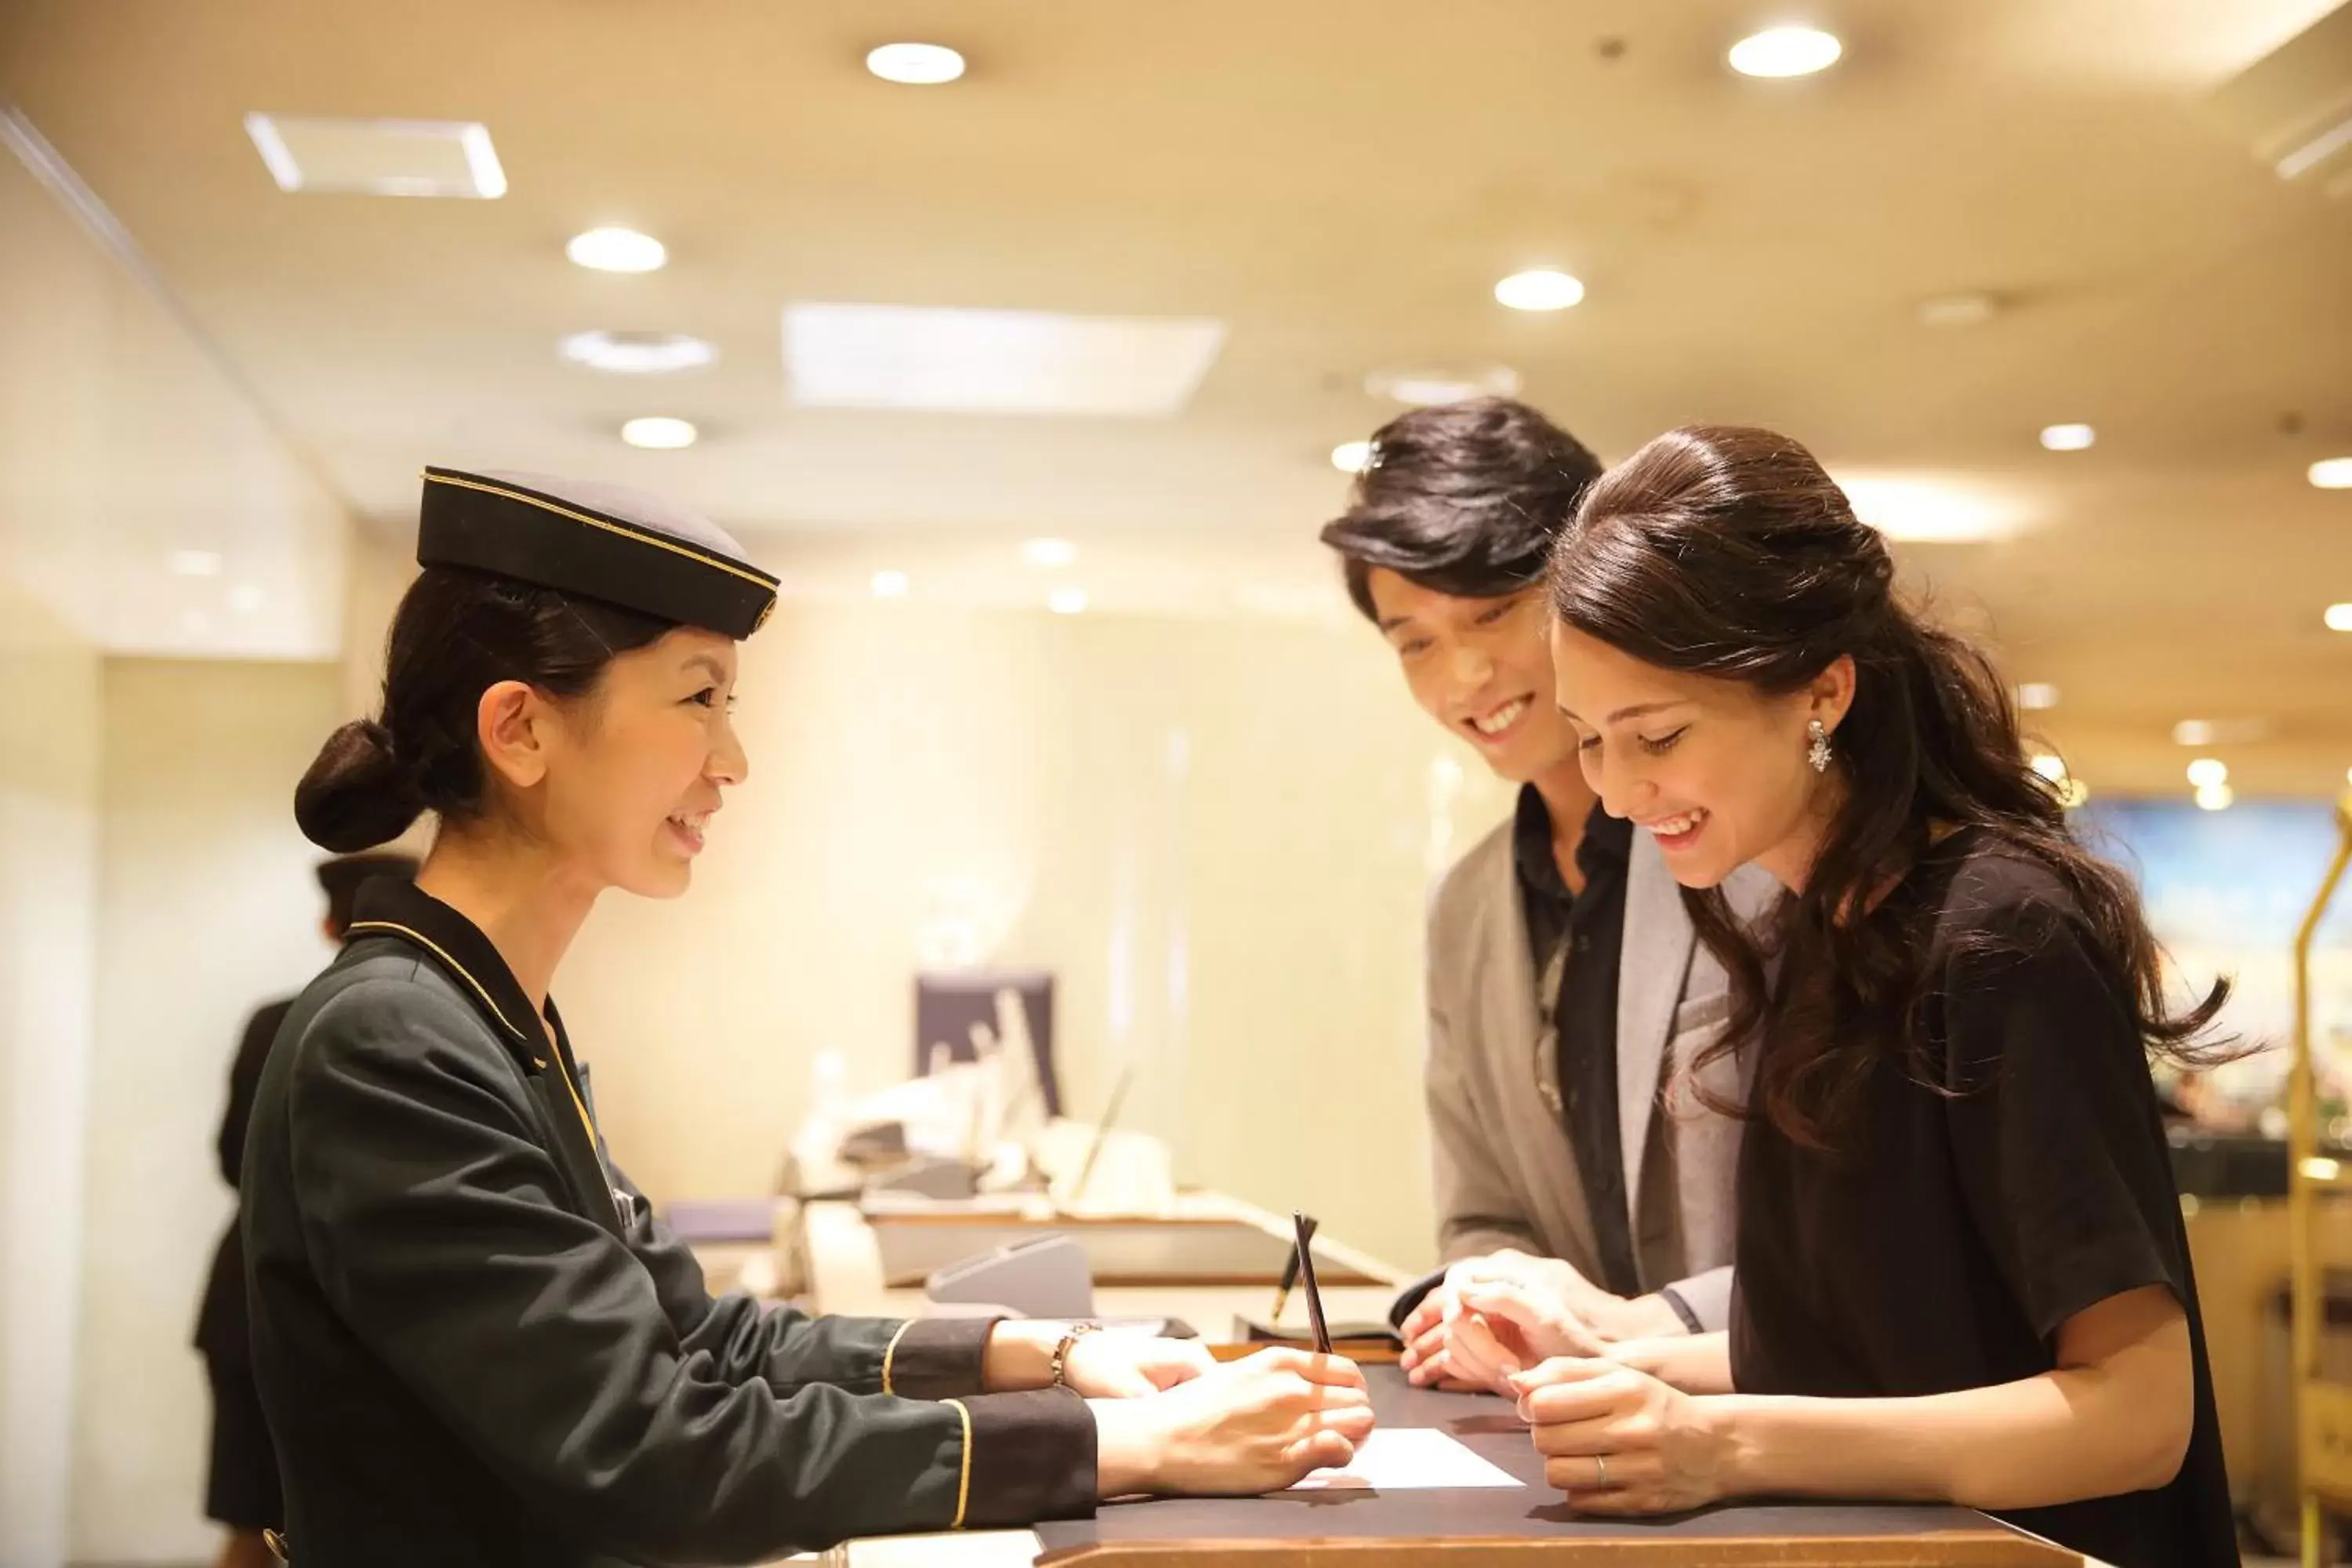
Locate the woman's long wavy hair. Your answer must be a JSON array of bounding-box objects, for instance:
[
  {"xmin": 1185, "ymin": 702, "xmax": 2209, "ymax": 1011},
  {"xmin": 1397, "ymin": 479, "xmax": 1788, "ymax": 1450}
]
[{"xmin": 1546, "ymin": 425, "xmax": 2230, "ymax": 1150}]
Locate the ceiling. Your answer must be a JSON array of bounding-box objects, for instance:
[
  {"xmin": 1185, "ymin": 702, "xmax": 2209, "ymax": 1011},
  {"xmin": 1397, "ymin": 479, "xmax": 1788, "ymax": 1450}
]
[{"xmin": 2, "ymin": 0, "xmax": 2349, "ymax": 790}]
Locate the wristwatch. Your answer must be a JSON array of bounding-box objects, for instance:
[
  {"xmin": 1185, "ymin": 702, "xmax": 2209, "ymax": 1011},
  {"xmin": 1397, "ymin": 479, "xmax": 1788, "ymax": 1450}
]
[{"xmin": 1051, "ymin": 1322, "xmax": 1102, "ymax": 1388}]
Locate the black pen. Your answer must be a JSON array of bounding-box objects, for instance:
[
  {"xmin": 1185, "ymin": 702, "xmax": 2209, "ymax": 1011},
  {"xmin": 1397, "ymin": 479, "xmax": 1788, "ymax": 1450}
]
[
  {"xmin": 1272, "ymin": 1213, "xmax": 1317, "ymax": 1322},
  {"xmin": 1291, "ymin": 1210, "xmax": 1331, "ymax": 1355}
]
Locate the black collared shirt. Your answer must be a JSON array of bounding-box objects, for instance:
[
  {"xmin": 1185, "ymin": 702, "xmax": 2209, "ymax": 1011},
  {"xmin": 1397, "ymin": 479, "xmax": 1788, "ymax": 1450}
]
[{"xmin": 1512, "ymin": 786, "xmax": 1641, "ymax": 1297}]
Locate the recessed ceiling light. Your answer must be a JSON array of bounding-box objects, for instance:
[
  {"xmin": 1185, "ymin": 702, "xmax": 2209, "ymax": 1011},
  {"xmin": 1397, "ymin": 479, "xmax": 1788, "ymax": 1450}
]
[
  {"xmin": 243, "ymin": 114, "xmax": 506, "ymax": 198},
  {"xmin": 228, "ymin": 584, "xmax": 266, "ymax": 614},
  {"xmin": 2029, "ymin": 753, "xmax": 2067, "ymax": 783},
  {"xmin": 783, "ymin": 303, "xmax": 1225, "ymax": 417},
  {"xmin": 2172, "ymin": 717, "xmax": 2270, "ymax": 746},
  {"xmin": 1494, "ymin": 269, "xmax": 1585, "ymax": 312},
  {"xmin": 2187, "ymin": 757, "xmax": 2230, "ymax": 789},
  {"xmin": 871, "ymin": 570, "xmax": 910, "ymax": 599},
  {"xmin": 2039, "ymin": 423, "xmax": 2096, "ymax": 452},
  {"xmin": 2195, "ymin": 782, "xmax": 2236, "ymax": 811},
  {"xmin": 1729, "ymin": 26, "xmax": 1843, "ymax": 78},
  {"xmin": 1331, "ymin": 440, "xmax": 1376, "ymax": 474},
  {"xmin": 2016, "ymin": 683, "xmax": 2061, "ymax": 711},
  {"xmin": 1048, "ymin": 588, "xmax": 1090, "ymax": 616},
  {"xmin": 568, "ymin": 227, "xmax": 667, "ymax": 273},
  {"xmin": 560, "ymin": 330, "xmax": 713, "ymax": 374},
  {"xmin": 169, "ymin": 550, "xmax": 223, "ymax": 578},
  {"xmin": 2327, "ymin": 602, "xmax": 2352, "ymax": 632},
  {"xmin": 1839, "ymin": 477, "xmax": 2020, "ymax": 543},
  {"xmin": 1023, "ymin": 538, "xmax": 1077, "ymax": 568},
  {"xmin": 621, "ymin": 416, "xmax": 697, "ymax": 449},
  {"xmin": 1915, "ymin": 292, "xmax": 1999, "ymax": 328},
  {"xmin": 866, "ymin": 43, "xmax": 967, "ymax": 85},
  {"xmin": 2313, "ymin": 457, "xmax": 2352, "ymax": 490},
  {"xmin": 1364, "ymin": 364, "xmax": 1522, "ymax": 406}
]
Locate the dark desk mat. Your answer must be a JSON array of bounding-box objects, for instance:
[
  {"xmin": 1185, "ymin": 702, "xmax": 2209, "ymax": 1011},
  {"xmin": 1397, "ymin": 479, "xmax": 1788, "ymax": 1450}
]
[{"xmin": 1037, "ymin": 1368, "xmax": 2019, "ymax": 1549}]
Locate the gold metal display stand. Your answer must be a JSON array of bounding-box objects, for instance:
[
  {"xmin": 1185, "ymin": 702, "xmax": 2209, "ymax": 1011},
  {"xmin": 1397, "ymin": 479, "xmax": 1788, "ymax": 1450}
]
[{"xmin": 2294, "ymin": 790, "xmax": 2352, "ymax": 1568}]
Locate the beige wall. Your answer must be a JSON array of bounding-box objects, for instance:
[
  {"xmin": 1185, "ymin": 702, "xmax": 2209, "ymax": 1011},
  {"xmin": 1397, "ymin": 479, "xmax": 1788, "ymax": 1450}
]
[
  {"xmin": 67, "ymin": 659, "xmax": 343, "ymax": 1564},
  {"xmin": 554, "ymin": 597, "xmax": 1513, "ymax": 1276},
  {"xmin": 2, "ymin": 109, "xmax": 361, "ymax": 1566},
  {"xmin": 0, "ymin": 585, "xmax": 101, "ymax": 1568}
]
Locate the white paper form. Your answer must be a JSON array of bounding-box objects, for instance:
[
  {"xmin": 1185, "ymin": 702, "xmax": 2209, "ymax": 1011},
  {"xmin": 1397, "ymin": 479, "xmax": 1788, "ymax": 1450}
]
[{"xmin": 1288, "ymin": 1428, "xmax": 1525, "ymax": 1491}]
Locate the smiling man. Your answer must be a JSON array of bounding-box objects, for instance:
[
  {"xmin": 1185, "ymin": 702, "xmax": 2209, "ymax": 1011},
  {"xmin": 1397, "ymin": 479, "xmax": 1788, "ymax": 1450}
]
[{"xmin": 1319, "ymin": 399, "xmax": 1778, "ymax": 1389}]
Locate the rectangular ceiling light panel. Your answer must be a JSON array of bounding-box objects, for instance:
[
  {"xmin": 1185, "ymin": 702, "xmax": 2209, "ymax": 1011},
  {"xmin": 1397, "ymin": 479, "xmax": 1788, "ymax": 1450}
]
[
  {"xmin": 244, "ymin": 113, "xmax": 507, "ymax": 198},
  {"xmin": 782, "ymin": 303, "xmax": 1227, "ymax": 416}
]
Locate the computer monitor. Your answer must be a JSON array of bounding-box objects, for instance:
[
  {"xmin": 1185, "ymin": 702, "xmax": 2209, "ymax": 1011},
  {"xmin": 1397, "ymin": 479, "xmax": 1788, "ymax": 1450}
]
[{"xmin": 913, "ymin": 969, "xmax": 1059, "ymax": 1117}]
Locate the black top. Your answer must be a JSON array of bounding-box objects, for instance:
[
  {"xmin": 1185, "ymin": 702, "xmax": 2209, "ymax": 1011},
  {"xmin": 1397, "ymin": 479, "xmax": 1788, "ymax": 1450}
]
[
  {"xmin": 1730, "ymin": 831, "xmax": 2236, "ymax": 1568},
  {"xmin": 241, "ymin": 878, "xmax": 1094, "ymax": 1566},
  {"xmin": 1512, "ymin": 786, "xmax": 1640, "ymax": 1297},
  {"xmin": 194, "ymin": 997, "xmax": 294, "ymax": 1362}
]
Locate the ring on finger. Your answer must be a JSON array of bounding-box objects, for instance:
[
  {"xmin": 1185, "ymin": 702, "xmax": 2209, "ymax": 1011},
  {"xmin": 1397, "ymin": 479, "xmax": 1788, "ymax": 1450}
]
[{"xmin": 1594, "ymin": 1454, "xmax": 1608, "ymax": 1487}]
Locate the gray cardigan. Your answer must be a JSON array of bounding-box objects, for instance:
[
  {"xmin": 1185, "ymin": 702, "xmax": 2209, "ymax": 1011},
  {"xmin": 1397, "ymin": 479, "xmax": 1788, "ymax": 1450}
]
[{"xmin": 1424, "ymin": 816, "xmax": 1781, "ymax": 1330}]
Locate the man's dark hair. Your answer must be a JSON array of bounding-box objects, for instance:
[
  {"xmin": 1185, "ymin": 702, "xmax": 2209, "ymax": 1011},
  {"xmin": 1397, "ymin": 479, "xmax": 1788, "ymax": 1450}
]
[{"xmin": 1318, "ymin": 397, "xmax": 1603, "ymax": 621}]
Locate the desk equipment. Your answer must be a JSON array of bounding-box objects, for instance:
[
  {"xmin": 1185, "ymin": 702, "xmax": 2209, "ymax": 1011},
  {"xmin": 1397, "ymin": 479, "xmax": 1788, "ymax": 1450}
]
[{"xmin": 925, "ymin": 1234, "xmax": 1094, "ymax": 1319}]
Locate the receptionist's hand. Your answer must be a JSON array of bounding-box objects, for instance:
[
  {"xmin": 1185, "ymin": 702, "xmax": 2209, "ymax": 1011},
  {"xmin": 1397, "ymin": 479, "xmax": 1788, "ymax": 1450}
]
[
  {"xmin": 1091, "ymin": 1348, "xmax": 1375, "ymax": 1497},
  {"xmin": 1511, "ymin": 1356, "xmax": 1733, "ymax": 1515},
  {"xmin": 1062, "ymin": 1331, "xmax": 1216, "ymax": 1399}
]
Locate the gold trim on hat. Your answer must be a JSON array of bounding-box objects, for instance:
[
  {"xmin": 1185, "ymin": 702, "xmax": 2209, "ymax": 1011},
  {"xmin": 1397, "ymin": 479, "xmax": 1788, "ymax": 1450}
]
[{"xmin": 422, "ymin": 470, "xmax": 780, "ymax": 595}]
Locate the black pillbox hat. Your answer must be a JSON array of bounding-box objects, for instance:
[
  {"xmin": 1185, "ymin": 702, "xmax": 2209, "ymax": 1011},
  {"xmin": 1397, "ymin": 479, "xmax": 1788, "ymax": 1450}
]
[{"xmin": 417, "ymin": 466, "xmax": 779, "ymax": 638}]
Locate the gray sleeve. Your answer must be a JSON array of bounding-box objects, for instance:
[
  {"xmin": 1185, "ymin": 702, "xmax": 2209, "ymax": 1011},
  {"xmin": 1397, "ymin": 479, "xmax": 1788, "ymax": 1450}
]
[
  {"xmin": 1660, "ymin": 1265, "xmax": 1735, "ymax": 1332},
  {"xmin": 1426, "ymin": 944, "xmax": 1541, "ymax": 1263}
]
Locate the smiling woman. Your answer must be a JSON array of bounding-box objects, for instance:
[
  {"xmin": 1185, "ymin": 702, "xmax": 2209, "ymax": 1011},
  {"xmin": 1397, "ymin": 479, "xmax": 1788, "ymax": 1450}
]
[
  {"xmin": 248, "ymin": 468, "xmax": 1375, "ymax": 1568},
  {"xmin": 1505, "ymin": 425, "xmax": 2243, "ymax": 1568}
]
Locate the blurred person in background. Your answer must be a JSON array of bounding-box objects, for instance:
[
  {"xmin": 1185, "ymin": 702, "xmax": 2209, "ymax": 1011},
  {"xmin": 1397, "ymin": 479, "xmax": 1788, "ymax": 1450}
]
[{"xmin": 194, "ymin": 850, "xmax": 416, "ymax": 1568}]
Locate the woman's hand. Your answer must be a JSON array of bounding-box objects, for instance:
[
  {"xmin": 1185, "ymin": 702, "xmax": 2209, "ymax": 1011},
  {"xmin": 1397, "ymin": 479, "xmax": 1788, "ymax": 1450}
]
[
  {"xmin": 1605, "ymin": 1332, "xmax": 1734, "ymax": 1396},
  {"xmin": 1092, "ymin": 1348, "xmax": 1375, "ymax": 1497},
  {"xmin": 1510, "ymin": 1357, "xmax": 1735, "ymax": 1515},
  {"xmin": 1060, "ymin": 1330, "xmax": 1216, "ymax": 1399}
]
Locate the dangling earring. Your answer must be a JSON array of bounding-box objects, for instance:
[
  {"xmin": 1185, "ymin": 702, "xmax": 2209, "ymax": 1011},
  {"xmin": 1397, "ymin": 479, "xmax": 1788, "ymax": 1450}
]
[{"xmin": 1807, "ymin": 719, "xmax": 1833, "ymax": 774}]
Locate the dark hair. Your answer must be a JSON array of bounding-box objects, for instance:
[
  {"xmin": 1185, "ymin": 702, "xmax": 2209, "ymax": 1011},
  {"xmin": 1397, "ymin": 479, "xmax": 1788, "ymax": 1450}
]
[
  {"xmin": 1546, "ymin": 425, "xmax": 2230, "ymax": 1150},
  {"xmin": 1320, "ymin": 397, "xmax": 1603, "ymax": 620},
  {"xmin": 294, "ymin": 568, "xmax": 675, "ymax": 854},
  {"xmin": 316, "ymin": 851, "xmax": 419, "ymax": 935}
]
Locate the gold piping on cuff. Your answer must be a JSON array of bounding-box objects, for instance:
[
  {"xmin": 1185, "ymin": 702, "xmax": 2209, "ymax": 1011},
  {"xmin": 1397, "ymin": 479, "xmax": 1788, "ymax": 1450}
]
[
  {"xmin": 880, "ymin": 1319, "xmax": 915, "ymax": 1397},
  {"xmin": 422, "ymin": 471, "xmax": 780, "ymax": 591},
  {"xmin": 942, "ymin": 1398, "xmax": 974, "ymax": 1530}
]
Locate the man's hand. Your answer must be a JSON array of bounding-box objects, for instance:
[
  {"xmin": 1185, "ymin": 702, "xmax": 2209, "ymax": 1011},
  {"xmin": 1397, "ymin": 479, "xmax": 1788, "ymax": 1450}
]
[{"xmin": 1400, "ymin": 1251, "xmax": 1693, "ymax": 1393}]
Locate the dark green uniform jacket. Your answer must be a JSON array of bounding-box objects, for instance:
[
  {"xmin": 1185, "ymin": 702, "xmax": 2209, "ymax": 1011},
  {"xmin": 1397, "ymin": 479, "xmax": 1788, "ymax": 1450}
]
[{"xmin": 240, "ymin": 879, "xmax": 1095, "ymax": 1566}]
